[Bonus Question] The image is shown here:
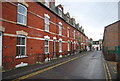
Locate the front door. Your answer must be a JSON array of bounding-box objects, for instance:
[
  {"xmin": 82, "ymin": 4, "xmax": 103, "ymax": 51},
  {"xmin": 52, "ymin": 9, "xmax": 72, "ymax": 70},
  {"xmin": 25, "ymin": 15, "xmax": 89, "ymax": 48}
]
[{"xmin": 0, "ymin": 32, "xmax": 2, "ymax": 67}]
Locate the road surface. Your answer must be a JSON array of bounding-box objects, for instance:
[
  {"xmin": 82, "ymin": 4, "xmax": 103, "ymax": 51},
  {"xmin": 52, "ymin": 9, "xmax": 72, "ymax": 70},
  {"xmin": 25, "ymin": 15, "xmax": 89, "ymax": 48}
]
[{"xmin": 13, "ymin": 51, "xmax": 110, "ymax": 81}]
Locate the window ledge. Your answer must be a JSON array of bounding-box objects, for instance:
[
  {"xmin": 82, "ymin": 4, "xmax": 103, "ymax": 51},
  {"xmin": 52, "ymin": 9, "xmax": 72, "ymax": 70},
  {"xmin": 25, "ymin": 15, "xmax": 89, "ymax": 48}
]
[
  {"xmin": 59, "ymin": 51, "xmax": 62, "ymax": 53},
  {"xmin": 16, "ymin": 55, "xmax": 28, "ymax": 59},
  {"xmin": 17, "ymin": 23, "xmax": 27, "ymax": 27},
  {"xmin": 44, "ymin": 30, "xmax": 50, "ymax": 33},
  {"xmin": 45, "ymin": 53, "xmax": 50, "ymax": 54},
  {"xmin": 59, "ymin": 34, "xmax": 62, "ymax": 36}
]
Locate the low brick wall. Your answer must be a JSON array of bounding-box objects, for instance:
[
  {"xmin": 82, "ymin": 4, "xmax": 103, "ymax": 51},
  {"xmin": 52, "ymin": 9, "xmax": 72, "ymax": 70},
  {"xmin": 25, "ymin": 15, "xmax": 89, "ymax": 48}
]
[{"xmin": 104, "ymin": 53, "xmax": 118, "ymax": 62}]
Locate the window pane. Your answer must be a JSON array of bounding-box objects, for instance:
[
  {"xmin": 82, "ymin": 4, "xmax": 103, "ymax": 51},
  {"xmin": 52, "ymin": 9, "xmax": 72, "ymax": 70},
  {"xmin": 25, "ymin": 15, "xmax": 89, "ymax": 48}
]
[
  {"xmin": 45, "ymin": 40, "xmax": 48, "ymax": 45},
  {"xmin": 17, "ymin": 37, "xmax": 25, "ymax": 45},
  {"xmin": 17, "ymin": 14, "xmax": 22, "ymax": 23},
  {"xmin": 45, "ymin": 24, "xmax": 49, "ymax": 31},
  {"xmin": 45, "ymin": 17, "xmax": 49, "ymax": 24},
  {"xmin": 18, "ymin": 14, "xmax": 23, "ymax": 24},
  {"xmin": 16, "ymin": 36, "xmax": 26, "ymax": 56},
  {"xmin": 59, "ymin": 26, "xmax": 62, "ymax": 35},
  {"xmin": 18, "ymin": 4, "xmax": 26, "ymax": 15},
  {"xmin": 59, "ymin": 42, "xmax": 62, "ymax": 51},
  {"xmin": 21, "ymin": 47, "xmax": 25, "ymax": 55},
  {"xmin": 21, "ymin": 7, "xmax": 26, "ymax": 15},
  {"xmin": 45, "ymin": 47, "xmax": 48, "ymax": 52},
  {"xmin": 23, "ymin": 16, "xmax": 26, "ymax": 25},
  {"xmin": 21, "ymin": 37, "xmax": 25, "ymax": 45},
  {"xmin": 17, "ymin": 37, "xmax": 21, "ymax": 45},
  {"xmin": 16, "ymin": 46, "xmax": 20, "ymax": 56},
  {"xmin": 18, "ymin": 5, "xmax": 22, "ymax": 13},
  {"xmin": 16, "ymin": 46, "xmax": 25, "ymax": 56}
]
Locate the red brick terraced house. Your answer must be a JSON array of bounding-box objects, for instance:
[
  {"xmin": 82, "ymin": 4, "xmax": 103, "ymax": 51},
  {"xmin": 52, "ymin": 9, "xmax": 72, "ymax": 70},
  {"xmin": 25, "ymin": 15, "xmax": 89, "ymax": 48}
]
[{"xmin": 1, "ymin": 0, "xmax": 89, "ymax": 69}]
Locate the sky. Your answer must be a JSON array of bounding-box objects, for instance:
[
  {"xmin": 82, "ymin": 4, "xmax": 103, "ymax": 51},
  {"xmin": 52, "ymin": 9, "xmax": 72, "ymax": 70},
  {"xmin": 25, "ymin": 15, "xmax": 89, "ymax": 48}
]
[{"xmin": 56, "ymin": 0, "xmax": 119, "ymax": 41}]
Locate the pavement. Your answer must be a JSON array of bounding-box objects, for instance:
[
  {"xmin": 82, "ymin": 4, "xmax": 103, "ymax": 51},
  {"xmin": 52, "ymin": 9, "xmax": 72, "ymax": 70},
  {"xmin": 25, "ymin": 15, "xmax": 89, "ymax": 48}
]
[
  {"xmin": 106, "ymin": 61, "xmax": 117, "ymax": 79},
  {"xmin": 2, "ymin": 51, "xmax": 118, "ymax": 81}
]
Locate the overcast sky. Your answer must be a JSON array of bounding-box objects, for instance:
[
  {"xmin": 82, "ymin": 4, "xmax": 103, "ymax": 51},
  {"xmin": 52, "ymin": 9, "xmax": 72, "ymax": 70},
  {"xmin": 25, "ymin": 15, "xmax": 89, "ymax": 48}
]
[{"xmin": 56, "ymin": 0, "xmax": 119, "ymax": 41}]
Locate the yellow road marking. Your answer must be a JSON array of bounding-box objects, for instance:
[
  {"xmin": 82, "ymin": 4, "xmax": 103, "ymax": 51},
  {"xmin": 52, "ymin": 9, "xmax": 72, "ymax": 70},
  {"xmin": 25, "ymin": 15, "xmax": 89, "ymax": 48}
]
[
  {"xmin": 103, "ymin": 61, "xmax": 108, "ymax": 81},
  {"xmin": 104, "ymin": 61, "xmax": 112, "ymax": 81},
  {"xmin": 12, "ymin": 54, "xmax": 86, "ymax": 81}
]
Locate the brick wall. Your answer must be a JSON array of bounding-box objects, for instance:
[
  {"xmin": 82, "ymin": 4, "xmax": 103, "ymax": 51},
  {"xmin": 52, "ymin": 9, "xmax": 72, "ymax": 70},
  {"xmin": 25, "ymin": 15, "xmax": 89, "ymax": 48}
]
[{"xmin": 103, "ymin": 21, "xmax": 119, "ymax": 52}]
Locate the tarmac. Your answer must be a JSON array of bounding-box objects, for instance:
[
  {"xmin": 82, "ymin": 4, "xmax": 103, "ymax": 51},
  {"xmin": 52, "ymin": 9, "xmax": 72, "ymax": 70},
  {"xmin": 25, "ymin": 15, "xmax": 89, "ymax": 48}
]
[
  {"xmin": 2, "ymin": 52, "xmax": 85, "ymax": 80},
  {"xmin": 2, "ymin": 51, "xmax": 118, "ymax": 80}
]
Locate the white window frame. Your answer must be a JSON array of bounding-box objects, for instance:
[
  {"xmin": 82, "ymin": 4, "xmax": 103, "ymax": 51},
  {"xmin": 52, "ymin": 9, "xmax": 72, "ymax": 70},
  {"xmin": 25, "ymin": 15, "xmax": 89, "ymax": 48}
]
[
  {"xmin": 44, "ymin": 40, "xmax": 49, "ymax": 54},
  {"xmin": 67, "ymin": 29, "xmax": 70, "ymax": 38},
  {"xmin": 44, "ymin": 14, "xmax": 50, "ymax": 32},
  {"xmin": 17, "ymin": 4, "xmax": 27, "ymax": 25},
  {"xmin": 74, "ymin": 42, "xmax": 76, "ymax": 50},
  {"xmin": 16, "ymin": 35, "xmax": 27, "ymax": 58},
  {"xmin": 74, "ymin": 31, "xmax": 76, "ymax": 39},
  {"xmin": 59, "ymin": 22, "xmax": 62, "ymax": 36},
  {"xmin": 68, "ymin": 41, "xmax": 70, "ymax": 51},
  {"xmin": 59, "ymin": 41, "xmax": 62, "ymax": 52}
]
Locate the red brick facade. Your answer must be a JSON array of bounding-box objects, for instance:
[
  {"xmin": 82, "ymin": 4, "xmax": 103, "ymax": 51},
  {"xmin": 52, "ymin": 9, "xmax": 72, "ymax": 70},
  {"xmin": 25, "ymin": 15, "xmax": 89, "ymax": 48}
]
[
  {"xmin": 1, "ymin": 1, "xmax": 88, "ymax": 69},
  {"xmin": 103, "ymin": 20, "xmax": 120, "ymax": 61},
  {"xmin": 103, "ymin": 20, "xmax": 119, "ymax": 52}
]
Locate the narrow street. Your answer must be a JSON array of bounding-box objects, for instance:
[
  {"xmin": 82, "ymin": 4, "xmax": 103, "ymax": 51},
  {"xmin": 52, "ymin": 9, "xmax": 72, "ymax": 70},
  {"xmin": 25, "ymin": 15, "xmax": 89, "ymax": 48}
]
[
  {"xmin": 13, "ymin": 51, "xmax": 108, "ymax": 80},
  {"xmin": 1, "ymin": 1, "xmax": 119, "ymax": 81}
]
